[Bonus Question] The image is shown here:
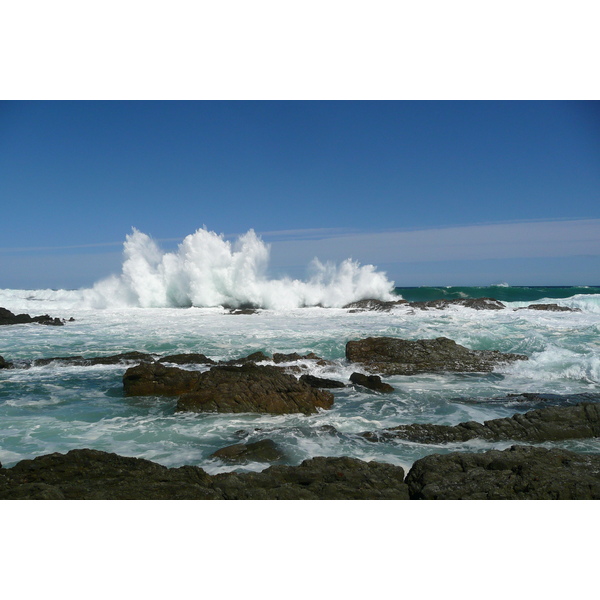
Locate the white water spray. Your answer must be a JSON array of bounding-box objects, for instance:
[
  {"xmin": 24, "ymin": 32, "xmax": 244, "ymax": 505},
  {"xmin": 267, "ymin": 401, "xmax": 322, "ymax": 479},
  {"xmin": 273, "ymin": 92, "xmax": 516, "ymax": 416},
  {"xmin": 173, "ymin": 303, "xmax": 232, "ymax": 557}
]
[{"xmin": 82, "ymin": 227, "xmax": 396, "ymax": 309}]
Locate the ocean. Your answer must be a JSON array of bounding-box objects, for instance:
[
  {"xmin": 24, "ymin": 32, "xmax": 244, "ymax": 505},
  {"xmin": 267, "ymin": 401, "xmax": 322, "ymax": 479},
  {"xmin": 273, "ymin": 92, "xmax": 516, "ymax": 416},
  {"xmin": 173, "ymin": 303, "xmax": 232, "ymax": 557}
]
[{"xmin": 1, "ymin": 228, "xmax": 599, "ymax": 474}]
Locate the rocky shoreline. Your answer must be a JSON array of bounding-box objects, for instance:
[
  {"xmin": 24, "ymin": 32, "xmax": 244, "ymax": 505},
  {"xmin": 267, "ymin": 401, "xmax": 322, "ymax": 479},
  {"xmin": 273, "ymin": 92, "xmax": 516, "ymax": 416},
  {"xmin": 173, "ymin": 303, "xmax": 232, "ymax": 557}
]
[{"xmin": 1, "ymin": 444, "xmax": 599, "ymax": 499}]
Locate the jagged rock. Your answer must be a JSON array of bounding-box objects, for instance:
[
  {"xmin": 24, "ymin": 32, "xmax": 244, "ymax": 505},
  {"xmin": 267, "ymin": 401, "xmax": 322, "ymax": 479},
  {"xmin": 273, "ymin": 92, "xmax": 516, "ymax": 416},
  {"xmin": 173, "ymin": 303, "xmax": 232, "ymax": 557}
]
[
  {"xmin": 343, "ymin": 298, "xmax": 408, "ymax": 312},
  {"xmin": 299, "ymin": 374, "xmax": 346, "ymax": 388},
  {"xmin": 362, "ymin": 403, "xmax": 600, "ymax": 444},
  {"xmin": 176, "ymin": 364, "xmax": 334, "ymax": 415},
  {"xmin": 227, "ymin": 308, "xmax": 259, "ymax": 315},
  {"xmin": 34, "ymin": 351, "xmax": 156, "ymax": 368},
  {"xmin": 350, "ymin": 372, "xmax": 394, "ymax": 393},
  {"xmin": 405, "ymin": 445, "xmax": 600, "ymax": 499},
  {"xmin": 0, "ymin": 449, "xmax": 409, "ymax": 500},
  {"xmin": 409, "ymin": 297, "xmax": 506, "ymax": 311},
  {"xmin": 222, "ymin": 351, "xmax": 271, "ymax": 365},
  {"xmin": 0, "ymin": 355, "xmax": 10, "ymax": 369},
  {"xmin": 0, "ymin": 306, "xmax": 67, "ymax": 326},
  {"xmin": 210, "ymin": 439, "xmax": 285, "ymax": 463},
  {"xmin": 346, "ymin": 336, "xmax": 527, "ymax": 376},
  {"xmin": 273, "ymin": 352, "xmax": 322, "ymax": 363},
  {"xmin": 515, "ymin": 303, "xmax": 581, "ymax": 313},
  {"xmin": 158, "ymin": 353, "xmax": 215, "ymax": 365},
  {"xmin": 123, "ymin": 362, "xmax": 202, "ymax": 396}
]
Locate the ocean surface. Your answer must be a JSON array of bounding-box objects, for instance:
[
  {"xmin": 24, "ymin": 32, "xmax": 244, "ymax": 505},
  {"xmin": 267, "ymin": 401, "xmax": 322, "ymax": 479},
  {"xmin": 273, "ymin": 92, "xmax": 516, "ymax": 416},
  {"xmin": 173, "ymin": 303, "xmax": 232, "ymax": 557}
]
[{"xmin": 1, "ymin": 229, "xmax": 599, "ymax": 474}]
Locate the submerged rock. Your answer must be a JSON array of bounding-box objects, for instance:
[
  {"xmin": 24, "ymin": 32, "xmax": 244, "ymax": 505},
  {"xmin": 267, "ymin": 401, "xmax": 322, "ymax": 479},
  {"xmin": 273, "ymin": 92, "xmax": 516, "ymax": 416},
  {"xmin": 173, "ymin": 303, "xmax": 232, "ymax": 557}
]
[
  {"xmin": 408, "ymin": 297, "xmax": 506, "ymax": 311},
  {"xmin": 362, "ymin": 402, "xmax": 600, "ymax": 444},
  {"xmin": 210, "ymin": 439, "xmax": 285, "ymax": 463},
  {"xmin": 299, "ymin": 374, "xmax": 346, "ymax": 388},
  {"xmin": 0, "ymin": 306, "xmax": 68, "ymax": 326},
  {"xmin": 343, "ymin": 298, "xmax": 408, "ymax": 312},
  {"xmin": 515, "ymin": 303, "xmax": 581, "ymax": 313},
  {"xmin": 346, "ymin": 336, "xmax": 527, "ymax": 376},
  {"xmin": 35, "ymin": 351, "xmax": 156, "ymax": 368},
  {"xmin": 0, "ymin": 449, "xmax": 408, "ymax": 500},
  {"xmin": 406, "ymin": 445, "xmax": 600, "ymax": 500},
  {"xmin": 176, "ymin": 364, "xmax": 334, "ymax": 414},
  {"xmin": 349, "ymin": 372, "xmax": 394, "ymax": 393}
]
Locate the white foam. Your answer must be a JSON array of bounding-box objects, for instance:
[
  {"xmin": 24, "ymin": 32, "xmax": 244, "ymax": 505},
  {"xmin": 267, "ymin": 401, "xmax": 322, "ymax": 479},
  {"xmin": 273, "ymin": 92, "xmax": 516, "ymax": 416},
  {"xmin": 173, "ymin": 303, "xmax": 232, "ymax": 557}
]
[{"xmin": 75, "ymin": 227, "xmax": 396, "ymax": 310}]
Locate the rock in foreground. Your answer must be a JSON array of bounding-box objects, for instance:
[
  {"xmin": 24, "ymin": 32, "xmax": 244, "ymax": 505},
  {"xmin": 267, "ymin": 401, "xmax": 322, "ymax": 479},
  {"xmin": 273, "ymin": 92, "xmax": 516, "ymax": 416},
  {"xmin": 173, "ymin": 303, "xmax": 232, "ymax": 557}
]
[
  {"xmin": 346, "ymin": 336, "xmax": 527, "ymax": 376},
  {"xmin": 406, "ymin": 445, "xmax": 600, "ymax": 499},
  {"xmin": 176, "ymin": 364, "xmax": 334, "ymax": 414},
  {"xmin": 362, "ymin": 403, "xmax": 600, "ymax": 444},
  {"xmin": 0, "ymin": 449, "xmax": 408, "ymax": 500}
]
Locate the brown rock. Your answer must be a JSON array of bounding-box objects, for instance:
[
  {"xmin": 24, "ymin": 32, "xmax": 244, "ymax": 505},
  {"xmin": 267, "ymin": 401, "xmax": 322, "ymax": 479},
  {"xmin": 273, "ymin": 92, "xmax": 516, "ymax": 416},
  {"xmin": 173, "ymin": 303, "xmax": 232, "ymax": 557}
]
[
  {"xmin": 350, "ymin": 372, "xmax": 394, "ymax": 393},
  {"xmin": 123, "ymin": 362, "xmax": 202, "ymax": 396}
]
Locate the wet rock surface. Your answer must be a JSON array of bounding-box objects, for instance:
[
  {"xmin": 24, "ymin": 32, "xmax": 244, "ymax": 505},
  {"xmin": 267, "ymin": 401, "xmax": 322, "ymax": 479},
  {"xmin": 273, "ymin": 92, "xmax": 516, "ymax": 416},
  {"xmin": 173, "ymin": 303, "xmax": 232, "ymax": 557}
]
[
  {"xmin": 346, "ymin": 336, "xmax": 527, "ymax": 376},
  {"xmin": 515, "ymin": 303, "xmax": 581, "ymax": 312},
  {"xmin": 34, "ymin": 351, "xmax": 156, "ymax": 368},
  {"xmin": 362, "ymin": 403, "xmax": 600, "ymax": 444},
  {"xmin": 176, "ymin": 364, "xmax": 334, "ymax": 414},
  {"xmin": 0, "ymin": 306, "xmax": 69, "ymax": 326},
  {"xmin": 123, "ymin": 362, "xmax": 202, "ymax": 396},
  {"xmin": 158, "ymin": 353, "xmax": 215, "ymax": 365},
  {"xmin": 406, "ymin": 445, "xmax": 600, "ymax": 499},
  {"xmin": 409, "ymin": 297, "xmax": 506, "ymax": 310},
  {"xmin": 0, "ymin": 449, "xmax": 408, "ymax": 500},
  {"xmin": 349, "ymin": 372, "xmax": 394, "ymax": 393},
  {"xmin": 343, "ymin": 298, "xmax": 408, "ymax": 312},
  {"xmin": 0, "ymin": 355, "xmax": 10, "ymax": 369},
  {"xmin": 210, "ymin": 439, "xmax": 285, "ymax": 463},
  {"xmin": 299, "ymin": 374, "xmax": 346, "ymax": 388}
]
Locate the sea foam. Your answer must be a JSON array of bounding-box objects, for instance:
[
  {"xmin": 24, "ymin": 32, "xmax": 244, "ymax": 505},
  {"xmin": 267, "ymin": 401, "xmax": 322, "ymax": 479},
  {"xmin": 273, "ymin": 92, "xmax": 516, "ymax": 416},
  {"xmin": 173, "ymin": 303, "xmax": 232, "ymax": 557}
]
[{"xmin": 81, "ymin": 227, "xmax": 396, "ymax": 309}]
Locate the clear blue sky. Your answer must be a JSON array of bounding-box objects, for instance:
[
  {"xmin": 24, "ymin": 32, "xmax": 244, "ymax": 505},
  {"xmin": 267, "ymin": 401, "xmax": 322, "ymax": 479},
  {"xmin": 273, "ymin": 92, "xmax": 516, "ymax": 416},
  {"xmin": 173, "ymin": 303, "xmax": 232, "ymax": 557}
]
[{"xmin": 1, "ymin": 100, "xmax": 599, "ymax": 288}]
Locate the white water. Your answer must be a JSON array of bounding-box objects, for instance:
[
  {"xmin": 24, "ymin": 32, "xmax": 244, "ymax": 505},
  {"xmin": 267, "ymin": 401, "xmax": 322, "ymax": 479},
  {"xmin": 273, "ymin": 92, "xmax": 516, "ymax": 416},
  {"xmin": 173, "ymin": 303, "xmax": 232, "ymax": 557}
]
[{"xmin": 0, "ymin": 228, "xmax": 395, "ymax": 310}]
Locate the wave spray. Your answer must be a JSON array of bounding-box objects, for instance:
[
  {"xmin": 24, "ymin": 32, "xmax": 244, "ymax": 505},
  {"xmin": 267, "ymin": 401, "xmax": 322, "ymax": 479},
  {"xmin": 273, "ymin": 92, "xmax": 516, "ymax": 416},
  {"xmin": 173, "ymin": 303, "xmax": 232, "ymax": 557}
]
[{"xmin": 83, "ymin": 227, "xmax": 396, "ymax": 309}]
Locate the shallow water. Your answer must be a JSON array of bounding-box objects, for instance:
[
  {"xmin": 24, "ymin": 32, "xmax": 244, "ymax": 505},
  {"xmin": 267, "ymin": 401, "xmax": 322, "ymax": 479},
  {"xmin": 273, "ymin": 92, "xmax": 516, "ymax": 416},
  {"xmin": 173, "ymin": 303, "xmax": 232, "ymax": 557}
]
[{"xmin": 2, "ymin": 289, "xmax": 599, "ymax": 473}]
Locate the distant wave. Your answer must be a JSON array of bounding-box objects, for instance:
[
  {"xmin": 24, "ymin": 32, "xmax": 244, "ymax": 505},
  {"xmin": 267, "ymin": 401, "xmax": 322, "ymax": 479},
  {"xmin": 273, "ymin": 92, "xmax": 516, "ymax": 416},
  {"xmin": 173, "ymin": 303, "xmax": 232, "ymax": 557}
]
[{"xmin": 75, "ymin": 227, "xmax": 396, "ymax": 309}]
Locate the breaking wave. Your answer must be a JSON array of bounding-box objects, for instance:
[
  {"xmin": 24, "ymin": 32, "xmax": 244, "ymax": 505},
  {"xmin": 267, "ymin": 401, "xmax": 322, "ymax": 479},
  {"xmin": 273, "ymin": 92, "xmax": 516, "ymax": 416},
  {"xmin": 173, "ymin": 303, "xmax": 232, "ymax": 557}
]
[{"xmin": 80, "ymin": 227, "xmax": 396, "ymax": 309}]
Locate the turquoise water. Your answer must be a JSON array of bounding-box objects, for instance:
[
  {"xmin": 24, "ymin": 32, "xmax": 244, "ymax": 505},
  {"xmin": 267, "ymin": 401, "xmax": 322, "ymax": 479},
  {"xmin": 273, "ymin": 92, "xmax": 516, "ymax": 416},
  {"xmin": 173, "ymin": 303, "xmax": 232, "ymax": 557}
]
[{"xmin": 1, "ymin": 286, "xmax": 600, "ymax": 473}]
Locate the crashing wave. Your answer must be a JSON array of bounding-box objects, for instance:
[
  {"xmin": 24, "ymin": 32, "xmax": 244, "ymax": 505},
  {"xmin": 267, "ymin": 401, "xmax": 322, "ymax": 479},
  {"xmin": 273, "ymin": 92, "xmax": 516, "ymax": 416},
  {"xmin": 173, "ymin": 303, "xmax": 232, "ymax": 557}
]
[{"xmin": 81, "ymin": 227, "xmax": 396, "ymax": 309}]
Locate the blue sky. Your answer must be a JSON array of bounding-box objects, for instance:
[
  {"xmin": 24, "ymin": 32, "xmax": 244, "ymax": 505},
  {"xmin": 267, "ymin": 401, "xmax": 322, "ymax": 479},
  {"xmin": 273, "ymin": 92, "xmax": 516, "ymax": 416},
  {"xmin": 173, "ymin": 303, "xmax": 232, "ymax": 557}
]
[{"xmin": 1, "ymin": 100, "xmax": 599, "ymax": 288}]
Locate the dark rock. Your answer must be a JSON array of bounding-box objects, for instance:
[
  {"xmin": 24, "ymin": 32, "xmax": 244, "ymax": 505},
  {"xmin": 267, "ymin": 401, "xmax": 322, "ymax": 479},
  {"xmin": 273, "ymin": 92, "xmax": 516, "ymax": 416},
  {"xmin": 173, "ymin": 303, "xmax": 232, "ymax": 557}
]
[
  {"xmin": 159, "ymin": 353, "xmax": 215, "ymax": 365},
  {"xmin": 123, "ymin": 362, "xmax": 202, "ymax": 396},
  {"xmin": 210, "ymin": 439, "xmax": 285, "ymax": 463},
  {"xmin": 222, "ymin": 351, "xmax": 271, "ymax": 365},
  {"xmin": 0, "ymin": 355, "xmax": 10, "ymax": 369},
  {"xmin": 408, "ymin": 297, "xmax": 506, "ymax": 311},
  {"xmin": 405, "ymin": 445, "xmax": 600, "ymax": 499},
  {"xmin": 300, "ymin": 374, "xmax": 346, "ymax": 388},
  {"xmin": 227, "ymin": 308, "xmax": 259, "ymax": 315},
  {"xmin": 0, "ymin": 449, "xmax": 408, "ymax": 500},
  {"xmin": 343, "ymin": 298, "xmax": 408, "ymax": 312},
  {"xmin": 350, "ymin": 372, "xmax": 394, "ymax": 393},
  {"xmin": 515, "ymin": 303, "xmax": 581, "ymax": 313},
  {"xmin": 0, "ymin": 306, "xmax": 68, "ymax": 326},
  {"xmin": 273, "ymin": 352, "xmax": 323, "ymax": 363},
  {"xmin": 176, "ymin": 364, "xmax": 334, "ymax": 415},
  {"xmin": 362, "ymin": 402, "xmax": 600, "ymax": 444},
  {"xmin": 211, "ymin": 456, "xmax": 409, "ymax": 500},
  {"xmin": 34, "ymin": 351, "xmax": 156, "ymax": 368},
  {"xmin": 346, "ymin": 336, "xmax": 527, "ymax": 376}
]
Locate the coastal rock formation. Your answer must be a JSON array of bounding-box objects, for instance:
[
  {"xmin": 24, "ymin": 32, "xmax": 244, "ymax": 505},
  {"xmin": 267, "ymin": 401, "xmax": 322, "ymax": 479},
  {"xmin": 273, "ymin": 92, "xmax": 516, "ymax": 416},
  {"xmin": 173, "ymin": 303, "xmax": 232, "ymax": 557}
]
[
  {"xmin": 0, "ymin": 449, "xmax": 408, "ymax": 500},
  {"xmin": 343, "ymin": 298, "xmax": 408, "ymax": 312},
  {"xmin": 299, "ymin": 374, "xmax": 346, "ymax": 388},
  {"xmin": 273, "ymin": 352, "xmax": 323, "ymax": 363},
  {"xmin": 176, "ymin": 364, "xmax": 334, "ymax": 414},
  {"xmin": 0, "ymin": 355, "xmax": 10, "ymax": 369},
  {"xmin": 0, "ymin": 306, "xmax": 68, "ymax": 326},
  {"xmin": 346, "ymin": 336, "xmax": 527, "ymax": 376},
  {"xmin": 35, "ymin": 351, "xmax": 156, "ymax": 368},
  {"xmin": 515, "ymin": 303, "xmax": 581, "ymax": 313},
  {"xmin": 123, "ymin": 362, "xmax": 202, "ymax": 396},
  {"xmin": 158, "ymin": 353, "xmax": 215, "ymax": 365},
  {"xmin": 409, "ymin": 298, "xmax": 506, "ymax": 311},
  {"xmin": 362, "ymin": 403, "xmax": 600, "ymax": 444},
  {"xmin": 222, "ymin": 351, "xmax": 270, "ymax": 365},
  {"xmin": 349, "ymin": 372, "xmax": 394, "ymax": 393},
  {"xmin": 210, "ymin": 439, "xmax": 285, "ymax": 463},
  {"xmin": 406, "ymin": 445, "xmax": 600, "ymax": 500}
]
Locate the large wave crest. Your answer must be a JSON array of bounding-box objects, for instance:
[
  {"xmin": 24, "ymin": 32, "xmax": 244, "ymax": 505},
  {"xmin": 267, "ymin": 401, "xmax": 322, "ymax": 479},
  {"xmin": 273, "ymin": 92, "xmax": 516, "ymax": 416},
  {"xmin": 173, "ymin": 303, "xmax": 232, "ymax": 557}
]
[{"xmin": 82, "ymin": 227, "xmax": 396, "ymax": 309}]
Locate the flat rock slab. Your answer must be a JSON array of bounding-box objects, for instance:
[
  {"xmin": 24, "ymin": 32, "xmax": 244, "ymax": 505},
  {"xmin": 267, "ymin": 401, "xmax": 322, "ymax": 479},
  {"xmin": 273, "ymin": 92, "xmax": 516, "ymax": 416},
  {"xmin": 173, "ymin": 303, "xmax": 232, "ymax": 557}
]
[
  {"xmin": 363, "ymin": 403, "xmax": 600, "ymax": 444},
  {"xmin": 176, "ymin": 364, "xmax": 334, "ymax": 415},
  {"xmin": 0, "ymin": 449, "xmax": 408, "ymax": 500},
  {"xmin": 346, "ymin": 336, "xmax": 527, "ymax": 376},
  {"xmin": 515, "ymin": 303, "xmax": 581, "ymax": 312},
  {"xmin": 406, "ymin": 445, "xmax": 600, "ymax": 499}
]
